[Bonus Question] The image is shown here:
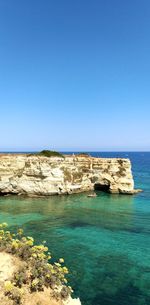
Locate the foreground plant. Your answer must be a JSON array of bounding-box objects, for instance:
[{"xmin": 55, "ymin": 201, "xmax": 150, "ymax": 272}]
[{"xmin": 0, "ymin": 223, "xmax": 72, "ymax": 304}]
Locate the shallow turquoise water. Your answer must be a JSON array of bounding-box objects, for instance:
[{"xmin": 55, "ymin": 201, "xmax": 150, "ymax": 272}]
[{"xmin": 0, "ymin": 152, "xmax": 150, "ymax": 305}]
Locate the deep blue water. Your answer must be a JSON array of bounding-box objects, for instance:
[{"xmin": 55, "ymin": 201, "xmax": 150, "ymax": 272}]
[{"xmin": 0, "ymin": 152, "xmax": 150, "ymax": 305}]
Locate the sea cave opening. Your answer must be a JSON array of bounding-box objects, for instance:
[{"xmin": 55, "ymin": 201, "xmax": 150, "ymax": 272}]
[{"xmin": 94, "ymin": 183, "xmax": 110, "ymax": 193}]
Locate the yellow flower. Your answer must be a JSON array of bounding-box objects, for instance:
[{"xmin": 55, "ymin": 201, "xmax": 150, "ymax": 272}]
[
  {"xmin": 0, "ymin": 230, "xmax": 4, "ymax": 235},
  {"xmin": 51, "ymin": 269, "xmax": 55, "ymax": 274},
  {"xmin": 59, "ymin": 258, "xmax": 64, "ymax": 263},
  {"xmin": 5, "ymin": 230, "xmax": 10, "ymax": 233},
  {"xmin": 17, "ymin": 228, "xmax": 24, "ymax": 235},
  {"xmin": 27, "ymin": 236, "xmax": 34, "ymax": 242},
  {"xmin": 38, "ymin": 253, "xmax": 46, "ymax": 259},
  {"xmin": 31, "ymin": 278, "xmax": 39, "ymax": 286},
  {"xmin": 12, "ymin": 240, "xmax": 19, "ymax": 249},
  {"xmin": 2, "ymin": 222, "xmax": 8, "ymax": 228},
  {"xmin": 21, "ymin": 237, "xmax": 27, "ymax": 242},
  {"xmin": 4, "ymin": 281, "xmax": 14, "ymax": 292},
  {"xmin": 63, "ymin": 267, "xmax": 69, "ymax": 274},
  {"xmin": 26, "ymin": 240, "xmax": 33, "ymax": 246},
  {"xmin": 55, "ymin": 262, "xmax": 61, "ymax": 267}
]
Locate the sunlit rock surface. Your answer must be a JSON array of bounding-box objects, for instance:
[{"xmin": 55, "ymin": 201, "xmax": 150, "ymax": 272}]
[
  {"xmin": 0, "ymin": 154, "xmax": 136, "ymax": 196},
  {"xmin": 0, "ymin": 252, "xmax": 81, "ymax": 305}
]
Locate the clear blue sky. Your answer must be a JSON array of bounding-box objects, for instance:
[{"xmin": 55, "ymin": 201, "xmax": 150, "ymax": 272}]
[{"xmin": 0, "ymin": 0, "xmax": 150, "ymax": 151}]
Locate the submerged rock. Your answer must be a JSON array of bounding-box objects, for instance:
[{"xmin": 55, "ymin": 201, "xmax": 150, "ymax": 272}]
[
  {"xmin": 87, "ymin": 193, "xmax": 97, "ymax": 197},
  {"xmin": 0, "ymin": 154, "xmax": 137, "ymax": 196}
]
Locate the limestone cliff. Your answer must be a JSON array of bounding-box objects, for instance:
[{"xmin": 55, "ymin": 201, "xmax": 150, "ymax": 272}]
[{"xmin": 0, "ymin": 154, "xmax": 136, "ymax": 196}]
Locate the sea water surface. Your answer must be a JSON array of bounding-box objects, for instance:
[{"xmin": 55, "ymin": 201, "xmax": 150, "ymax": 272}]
[{"xmin": 0, "ymin": 152, "xmax": 150, "ymax": 305}]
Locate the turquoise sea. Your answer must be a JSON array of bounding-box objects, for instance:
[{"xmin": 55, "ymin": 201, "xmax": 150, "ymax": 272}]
[{"xmin": 0, "ymin": 152, "xmax": 150, "ymax": 305}]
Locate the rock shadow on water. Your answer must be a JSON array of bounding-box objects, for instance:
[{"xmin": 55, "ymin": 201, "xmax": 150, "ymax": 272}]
[
  {"xmin": 126, "ymin": 227, "xmax": 145, "ymax": 234},
  {"xmin": 92, "ymin": 286, "xmax": 148, "ymax": 305},
  {"xmin": 68, "ymin": 221, "xmax": 92, "ymax": 229}
]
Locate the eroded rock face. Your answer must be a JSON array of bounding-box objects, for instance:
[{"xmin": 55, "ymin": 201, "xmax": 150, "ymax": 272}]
[{"xmin": 0, "ymin": 154, "xmax": 135, "ymax": 196}]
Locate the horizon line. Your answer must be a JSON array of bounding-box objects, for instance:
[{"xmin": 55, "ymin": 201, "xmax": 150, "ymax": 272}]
[{"xmin": 0, "ymin": 150, "xmax": 150, "ymax": 153}]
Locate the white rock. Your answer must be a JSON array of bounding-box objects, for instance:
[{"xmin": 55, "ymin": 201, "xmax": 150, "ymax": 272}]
[{"xmin": 0, "ymin": 155, "xmax": 136, "ymax": 195}]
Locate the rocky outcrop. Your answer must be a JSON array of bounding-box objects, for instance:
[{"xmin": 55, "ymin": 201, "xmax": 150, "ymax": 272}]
[
  {"xmin": 0, "ymin": 154, "xmax": 137, "ymax": 196},
  {"xmin": 0, "ymin": 252, "xmax": 81, "ymax": 305}
]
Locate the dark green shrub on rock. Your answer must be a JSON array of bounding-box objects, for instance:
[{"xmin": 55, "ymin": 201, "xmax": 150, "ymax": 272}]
[
  {"xmin": 31, "ymin": 150, "xmax": 64, "ymax": 158},
  {"xmin": 76, "ymin": 152, "xmax": 90, "ymax": 157}
]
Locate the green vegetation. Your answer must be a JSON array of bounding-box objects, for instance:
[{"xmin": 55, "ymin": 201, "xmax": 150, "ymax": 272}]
[
  {"xmin": 76, "ymin": 152, "xmax": 90, "ymax": 157},
  {"xmin": 29, "ymin": 150, "xmax": 64, "ymax": 158},
  {"xmin": 0, "ymin": 223, "xmax": 72, "ymax": 304}
]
